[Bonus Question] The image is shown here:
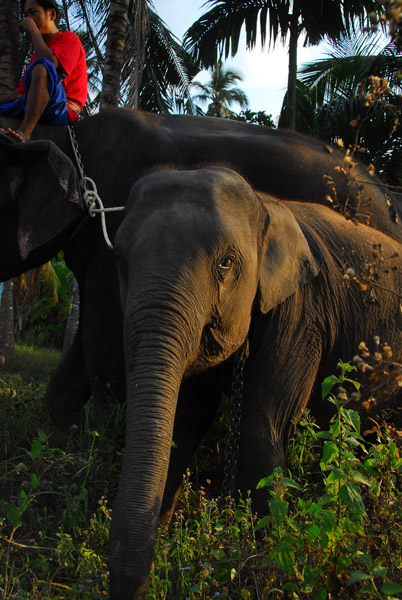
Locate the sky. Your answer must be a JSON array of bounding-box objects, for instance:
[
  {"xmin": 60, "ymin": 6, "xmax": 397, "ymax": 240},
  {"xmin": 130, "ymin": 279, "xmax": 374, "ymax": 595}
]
[{"xmin": 153, "ymin": 0, "xmax": 328, "ymax": 123}]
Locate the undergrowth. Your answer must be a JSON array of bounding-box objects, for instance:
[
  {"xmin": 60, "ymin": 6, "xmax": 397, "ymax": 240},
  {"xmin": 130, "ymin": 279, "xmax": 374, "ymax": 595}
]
[{"xmin": 0, "ymin": 347, "xmax": 401, "ymax": 599}]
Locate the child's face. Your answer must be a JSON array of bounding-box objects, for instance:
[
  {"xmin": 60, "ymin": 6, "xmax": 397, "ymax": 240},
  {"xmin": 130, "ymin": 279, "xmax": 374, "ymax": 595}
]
[{"xmin": 23, "ymin": 0, "xmax": 56, "ymax": 34}]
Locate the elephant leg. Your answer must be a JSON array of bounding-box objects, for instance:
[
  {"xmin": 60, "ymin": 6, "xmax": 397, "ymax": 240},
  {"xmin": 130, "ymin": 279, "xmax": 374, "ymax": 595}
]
[
  {"xmin": 45, "ymin": 325, "xmax": 91, "ymax": 431},
  {"xmin": 160, "ymin": 378, "xmax": 222, "ymax": 526},
  {"xmin": 236, "ymin": 353, "xmax": 320, "ymax": 514},
  {"xmin": 76, "ymin": 261, "xmax": 126, "ymax": 427}
]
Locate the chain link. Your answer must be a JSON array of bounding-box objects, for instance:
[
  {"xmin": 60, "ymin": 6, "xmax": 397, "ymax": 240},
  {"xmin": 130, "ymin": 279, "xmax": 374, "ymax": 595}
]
[
  {"xmin": 68, "ymin": 124, "xmax": 86, "ymax": 180},
  {"xmin": 221, "ymin": 339, "xmax": 249, "ymax": 498}
]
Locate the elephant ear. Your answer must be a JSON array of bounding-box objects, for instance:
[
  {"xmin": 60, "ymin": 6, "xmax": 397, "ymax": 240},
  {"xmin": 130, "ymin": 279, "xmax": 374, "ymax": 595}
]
[
  {"xmin": 258, "ymin": 196, "xmax": 321, "ymax": 314},
  {"xmin": 0, "ymin": 139, "xmax": 84, "ymax": 274}
]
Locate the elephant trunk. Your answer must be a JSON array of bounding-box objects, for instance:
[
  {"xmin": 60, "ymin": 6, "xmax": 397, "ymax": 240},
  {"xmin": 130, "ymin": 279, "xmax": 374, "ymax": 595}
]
[{"xmin": 109, "ymin": 302, "xmax": 200, "ymax": 599}]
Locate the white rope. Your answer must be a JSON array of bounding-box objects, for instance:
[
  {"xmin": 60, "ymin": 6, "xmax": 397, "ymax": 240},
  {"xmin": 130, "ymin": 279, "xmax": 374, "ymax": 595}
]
[{"xmin": 67, "ymin": 126, "xmax": 125, "ymax": 250}]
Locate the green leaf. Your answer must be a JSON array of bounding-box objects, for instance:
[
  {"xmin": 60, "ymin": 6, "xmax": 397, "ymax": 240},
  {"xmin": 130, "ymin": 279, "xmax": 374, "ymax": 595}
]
[
  {"xmin": 303, "ymin": 566, "xmax": 315, "ymax": 585},
  {"xmin": 372, "ymin": 566, "xmax": 387, "ymax": 578},
  {"xmin": 316, "ymin": 431, "xmax": 331, "ymax": 439},
  {"xmin": 339, "ymin": 482, "xmax": 365, "ymax": 513},
  {"xmin": 312, "ymin": 589, "xmax": 327, "ymax": 600},
  {"xmin": 350, "ymin": 471, "xmax": 372, "ymax": 487},
  {"xmin": 326, "ymin": 468, "xmax": 347, "ymax": 483},
  {"xmin": 381, "ymin": 581, "xmax": 402, "ymax": 595},
  {"xmin": 37, "ymin": 429, "xmax": 47, "ymax": 443},
  {"xmin": 257, "ymin": 476, "xmax": 273, "ymax": 489},
  {"xmin": 280, "ymin": 477, "xmax": 302, "ymax": 490},
  {"xmin": 342, "ymin": 409, "xmax": 361, "ymax": 433},
  {"xmin": 347, "ymin": 570, "xmax": 371, "ymax": 586},
  {"xmin": 30, "ymin": 473, "xmax": 39, "ymax": 489},
  {"xmin": 255, "ymin": 516, "xmax": 271, "ymax": 530},
  {"xmin": 307, "ymin": 524, "xmax": 320, "ymax": 541},
  {"xmin": 18, "ymin": 489, "xmax": 28, "ymax": 509},
  {"xmin": 357, "ymin": 552, "xmax": 373, "ymax": 570},
  {"xmin": 322, "ymin": 375, "xmax": 339, "ymax": 399},
  {"xmin": 320, "ymin": 441, "xmax": 339, "ymax": 470},
  {"xmin": 269, "ymin": 499, "xmax": 288, "ymax": 526},
  {"xmin": 7, "ymin": 504, "xmax": 21, "ymax": 526},
  {"xmin": 338, "ymin": 361, "xmax": 356, "ymax": 374},
  {"xmin": 27, "ymin": 439, "xmax": 43, "ymax": 460},
  {"xmin": 269, "ymin": 543, "xmax": 295, "ymax": 571},
  {"xmin": 329, "ymin": 418, "xmax": 341, "ymax": 438},
  {"xmin": 344, "ymin": 377, "xmax": 360, "ymax": 390}
]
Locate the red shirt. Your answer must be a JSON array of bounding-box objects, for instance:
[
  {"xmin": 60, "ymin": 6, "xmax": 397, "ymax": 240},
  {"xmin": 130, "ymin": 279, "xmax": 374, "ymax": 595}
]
[{"xmin": 16, "ymin": 31, "xmax": 87, "ymax": 123}]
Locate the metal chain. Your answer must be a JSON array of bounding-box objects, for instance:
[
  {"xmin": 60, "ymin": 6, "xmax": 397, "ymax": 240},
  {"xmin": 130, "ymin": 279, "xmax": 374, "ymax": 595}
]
[
  {"xmin": 221, "ymin": 339, "xmax": 249, "ymax": 498},
  {"xmin": 67, "ymin": 125, "xmax": 125, "ymax": 250}
]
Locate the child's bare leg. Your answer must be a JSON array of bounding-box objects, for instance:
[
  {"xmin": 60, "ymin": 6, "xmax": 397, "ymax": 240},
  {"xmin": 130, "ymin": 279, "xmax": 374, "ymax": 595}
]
[{"xmin": 2, "ymin": 63, "xmax": 50, "ymax": 142}]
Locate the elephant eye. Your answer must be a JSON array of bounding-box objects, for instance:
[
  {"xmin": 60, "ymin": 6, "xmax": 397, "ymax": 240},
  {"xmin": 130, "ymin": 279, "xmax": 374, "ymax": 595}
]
[{"xmin": 218, "ymin": 256, "xmax": 233, "ymax": 271}]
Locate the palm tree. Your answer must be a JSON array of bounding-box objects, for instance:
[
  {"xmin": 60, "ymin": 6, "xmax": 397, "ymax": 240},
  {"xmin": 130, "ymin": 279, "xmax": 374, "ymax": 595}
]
[
  {"xmin": 294, "ymin": 32, "xmax": 402, "ymax": 184},
  {"xmin": 299, "ymin": 32, "xmax": 402, "ymax": 105},
  {"xmin": 0, "ymin": 280, "xmax": 15, "ymax": 361},
  {"xmin": 184, "ymin": 0, "xmax": 378, "ymax": 130},
  {"xmin": 69, "ymin": 0, "xmax": 199, "ymax": 112},
  {"xmin": 0, "ymin": 0, "xmax": 20, "ymax": 361},
  {"xmin": 101, "ymin": 0, "xmax": 131, "ymax": 109},
  {"xmin": 191, "ymin": 60, "xmax": 249, "ymax": 117},
  {"xmin": 0, "ymin": 0, "xmax": 19, "ymax": 94}
]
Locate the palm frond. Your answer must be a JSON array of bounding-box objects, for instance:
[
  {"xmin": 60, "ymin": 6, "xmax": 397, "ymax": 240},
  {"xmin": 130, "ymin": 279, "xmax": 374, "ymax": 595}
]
[
  {"xmin": 299, "ymin": 31, "xmax": 402, "ymax": 104},
  {"xmin": 120, "ymin": 2, "xmax": 199, "ymax": 112},
  {"xmin": 184, "ymin": 0, "xmax": 287, "ymax": 68}
]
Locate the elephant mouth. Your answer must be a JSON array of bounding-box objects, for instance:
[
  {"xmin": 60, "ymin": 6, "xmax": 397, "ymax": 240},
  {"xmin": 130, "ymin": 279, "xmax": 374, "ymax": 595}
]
[{"xmin": 186, "ymin": 322, "xmax": 241, "ymax": 375}]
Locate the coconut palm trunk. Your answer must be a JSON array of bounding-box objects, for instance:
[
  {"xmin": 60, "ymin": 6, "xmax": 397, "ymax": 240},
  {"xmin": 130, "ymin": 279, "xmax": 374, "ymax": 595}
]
[
  {"xmin": 0, "ymin": 0, "xmax": 19, "ymax": 361},
  {"xmin": 100, "ymin": 0, "xmax": 130, "ymax": 109},
  {"xmin": 0, "ymin": 281, "xmax": 15, "ymax": 361},
  {"xmin": 0, "ymin": 0, "xmax": 19, "ymax": 94},
  {"xmin": 285, "ymin": 1, "xmax": 300, "ymax": 130}
]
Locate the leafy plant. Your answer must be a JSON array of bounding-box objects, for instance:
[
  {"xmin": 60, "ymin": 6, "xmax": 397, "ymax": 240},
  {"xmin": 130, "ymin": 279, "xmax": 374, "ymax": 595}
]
[{"xmin": 1, "ymin": 349, "xmax": 401, "ymax": 598}]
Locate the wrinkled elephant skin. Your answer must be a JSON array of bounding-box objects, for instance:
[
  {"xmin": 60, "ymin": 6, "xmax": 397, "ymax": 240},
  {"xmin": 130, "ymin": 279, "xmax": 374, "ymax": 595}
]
[
  {"xmin": 0, "ymin": 140, "xmax": 84, "ymax": 279},
  {"xmin": 1, "ymin": 109, "xmax": 402, "ymax": 430},
  {"xmin": 1, "ymin": 110, "xmax": 402, "ymax": 599},
  {"xmin": 111, "ymin": 167, "xmax": 402, "ymax": 599}
]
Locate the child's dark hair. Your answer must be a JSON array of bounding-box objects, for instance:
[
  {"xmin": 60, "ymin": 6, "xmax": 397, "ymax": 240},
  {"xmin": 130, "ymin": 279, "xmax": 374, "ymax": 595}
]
[{"xmin": 21, "ymin": 0, "xmax": 62, "ymax": 24}]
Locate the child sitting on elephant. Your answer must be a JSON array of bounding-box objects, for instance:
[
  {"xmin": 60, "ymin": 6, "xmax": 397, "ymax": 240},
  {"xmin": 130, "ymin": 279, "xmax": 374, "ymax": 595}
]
[{"xmin": 0, "ymin": 0, "xmax": 87, "ymax": 143}]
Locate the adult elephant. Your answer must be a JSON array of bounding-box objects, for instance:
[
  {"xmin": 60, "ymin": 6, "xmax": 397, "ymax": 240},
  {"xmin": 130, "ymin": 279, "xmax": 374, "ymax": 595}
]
[
  {"xmin": 1, "ymin": 108, "xmax": 401, "ymax": 430},
  {"xmin": 111, "ymin": 166, "xmax": 402, "ymax": 599}
]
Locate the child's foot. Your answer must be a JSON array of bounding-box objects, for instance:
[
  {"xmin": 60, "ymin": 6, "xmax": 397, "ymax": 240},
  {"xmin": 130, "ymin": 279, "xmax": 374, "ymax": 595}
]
[{"xmin": 0, "ymin": 128, "xmax": 30, "ymax": 143}]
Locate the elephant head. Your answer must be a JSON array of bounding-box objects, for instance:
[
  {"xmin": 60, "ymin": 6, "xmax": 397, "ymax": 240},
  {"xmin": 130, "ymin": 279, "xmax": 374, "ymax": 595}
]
[
  {"xmin": 110, "ymin": 167, "xmax": 321, "ymax": 598},
  {"xmin": 0, "ymin": 139, "xmax": 85, "ymax": 281}
]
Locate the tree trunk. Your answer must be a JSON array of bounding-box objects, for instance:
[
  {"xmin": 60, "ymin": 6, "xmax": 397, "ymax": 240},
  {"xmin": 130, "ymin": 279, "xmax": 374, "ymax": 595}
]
[
  {"xmin": 100, "ymin": 0, "xmax": 130, "ymax": 109},
  {"xmin": 61, "ymin": 281, "xmax": 80, "ymax": 357},
  {"xmin": 0, "ymin": 281, "xmax": 15, "ymax": 361},
  {"xmin": 284, "ymin": 1, "xmax": 300, "ymax": 131},
  {"xmin": 0, "ymin": 0, "xmax": 19, "ymax": 361},
  {"xmin": 127, "ymin": 0, "xmax": 150, "ymax": 109},
  {"xmin": 0, "ymin": 0, "xmax": 19, "ymax": 94}
]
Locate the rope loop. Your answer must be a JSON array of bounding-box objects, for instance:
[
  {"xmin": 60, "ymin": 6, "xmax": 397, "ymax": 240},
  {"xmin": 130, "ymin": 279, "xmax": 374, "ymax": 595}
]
[
  {"xmin": 67, "ymin": 125, "xmax": 125, "ymax": 250},
  {"xmin": 81, "ymin": 177, "xmax": 99, "ymax": 217}
]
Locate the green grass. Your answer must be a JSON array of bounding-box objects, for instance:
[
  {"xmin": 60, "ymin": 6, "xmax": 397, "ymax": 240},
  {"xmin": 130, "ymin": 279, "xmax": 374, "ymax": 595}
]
[
  {"xmin": 3, "ymin": 342, "xmax": 61, "ymax": 382},
  {"xmin": 0, "ymin": 348, "xmax": 401, "ymax": 599}
]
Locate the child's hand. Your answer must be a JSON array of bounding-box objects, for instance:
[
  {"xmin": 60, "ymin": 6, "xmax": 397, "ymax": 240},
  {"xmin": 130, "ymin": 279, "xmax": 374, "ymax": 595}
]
[{"xmin": 19, "ymin": 17, "xmax": 39, "ymax": 35}]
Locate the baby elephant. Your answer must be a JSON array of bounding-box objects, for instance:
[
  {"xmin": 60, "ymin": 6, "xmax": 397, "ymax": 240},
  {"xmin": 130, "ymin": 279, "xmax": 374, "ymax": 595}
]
[{"xmin": 110, "ymin": 166, "xmax": 402, "ymax": 599}]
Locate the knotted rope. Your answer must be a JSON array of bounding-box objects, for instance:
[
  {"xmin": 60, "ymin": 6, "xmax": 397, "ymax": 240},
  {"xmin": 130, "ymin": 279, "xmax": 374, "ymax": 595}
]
[{"xmin": 67, "ymin": 125, "xmax": 125, "ymax": 249}]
